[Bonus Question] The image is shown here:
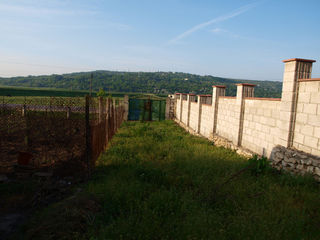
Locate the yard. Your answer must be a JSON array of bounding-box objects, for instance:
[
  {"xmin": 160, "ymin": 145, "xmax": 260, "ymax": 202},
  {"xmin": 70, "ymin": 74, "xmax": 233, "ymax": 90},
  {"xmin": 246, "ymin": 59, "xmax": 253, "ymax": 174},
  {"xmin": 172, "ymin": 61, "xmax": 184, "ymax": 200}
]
[{"xmin": 9, "ymin": 120, "xmax": 320, "ymax": 239}]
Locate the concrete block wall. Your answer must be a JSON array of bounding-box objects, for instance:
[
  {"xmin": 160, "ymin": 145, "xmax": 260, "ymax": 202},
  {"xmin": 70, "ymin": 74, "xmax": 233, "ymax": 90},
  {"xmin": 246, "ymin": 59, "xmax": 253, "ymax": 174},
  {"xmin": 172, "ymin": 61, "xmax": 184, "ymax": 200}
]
[
  {"xmin": 293, "ymin": 79, "xmax": 320, "ymax": 155},
  {"xmin": 181, "ymin": 100, "xmax": 188, "ymax": 123},
  {"xmin": 174, "ymin": 58, "xmax": 320, "ymax": 177},
  {"xmin": 189, "ymin": 102, "xmax": 198, "ymax": 131},
  {"xmin": 242, "ymin": 98, "xmax": 281, "ymax": 156},
  {"xmin": 200, "ymin": 104, "xmax": 213, "ymax": 138},
  {"xmin": 175, "ymin": 95, "xmax": 181, "ymax": 121},
  {"xmin": 216, "ymin": 97, "xmax": 239, "ymax": 144}
]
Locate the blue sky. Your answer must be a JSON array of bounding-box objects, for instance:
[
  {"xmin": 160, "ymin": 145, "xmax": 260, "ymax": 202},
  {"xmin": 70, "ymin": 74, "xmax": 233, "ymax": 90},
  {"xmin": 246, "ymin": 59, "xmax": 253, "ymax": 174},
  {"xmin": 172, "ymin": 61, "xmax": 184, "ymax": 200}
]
[{"xmin": 1, "ymin": 0, "xmax": 320, "ymax": 81}]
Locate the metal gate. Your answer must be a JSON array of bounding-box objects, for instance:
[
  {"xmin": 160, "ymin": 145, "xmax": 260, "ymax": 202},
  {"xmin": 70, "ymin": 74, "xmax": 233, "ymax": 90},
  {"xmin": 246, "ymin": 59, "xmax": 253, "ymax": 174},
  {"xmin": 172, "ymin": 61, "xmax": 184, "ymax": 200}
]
[{"xmin": 128, "ymin": 98, "xmax": 166, "ymax": 121}]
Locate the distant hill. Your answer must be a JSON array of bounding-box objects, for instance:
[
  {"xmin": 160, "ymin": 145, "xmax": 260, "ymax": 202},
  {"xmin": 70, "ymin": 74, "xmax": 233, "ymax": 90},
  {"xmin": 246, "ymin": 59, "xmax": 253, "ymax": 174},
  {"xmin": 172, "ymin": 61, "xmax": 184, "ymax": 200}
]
[{"xmin": 0, "ymin": 71, "xmax": 283, "ymax": 98}]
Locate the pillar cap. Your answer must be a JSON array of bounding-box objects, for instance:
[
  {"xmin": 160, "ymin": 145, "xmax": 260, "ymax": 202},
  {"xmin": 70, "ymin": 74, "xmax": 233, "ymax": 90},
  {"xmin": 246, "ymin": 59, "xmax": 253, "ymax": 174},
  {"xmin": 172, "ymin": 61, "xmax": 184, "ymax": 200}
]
[
  {"xmin": 212, "ymin": 85, "xmax": 226, "ymax": 88},
  {"xmin": 283, "ymin": 58, "xmax": 316, "ymax": 63},
  {"xmin": 236, "ymin": 83, "xmax": 256, "ymax": 87}
]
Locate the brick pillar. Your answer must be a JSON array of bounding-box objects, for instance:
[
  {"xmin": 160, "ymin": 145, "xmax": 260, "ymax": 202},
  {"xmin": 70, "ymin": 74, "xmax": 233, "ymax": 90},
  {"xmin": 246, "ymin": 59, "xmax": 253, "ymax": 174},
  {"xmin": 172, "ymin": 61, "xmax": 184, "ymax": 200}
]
[
  {"xmin": 186, "ymin": 95, "xmax": 191, "ymax": 126},
  {"xmin": 179, "ymin": 94, "xmax": 183, "ymax": 122},
  {"xmin": 279, "ymin": 58, "xmax": 315, "ymax": 147},
  {"xmin": 212, "ymin": 85, "xmax": 226, "ymax": 134},
  {"xmin": 196, "ymin": 95, "xmax": 203, "ymax": 133},
  {"xmin": 236, "ymin": 83, "xmax": 255, "ymax": 146}
]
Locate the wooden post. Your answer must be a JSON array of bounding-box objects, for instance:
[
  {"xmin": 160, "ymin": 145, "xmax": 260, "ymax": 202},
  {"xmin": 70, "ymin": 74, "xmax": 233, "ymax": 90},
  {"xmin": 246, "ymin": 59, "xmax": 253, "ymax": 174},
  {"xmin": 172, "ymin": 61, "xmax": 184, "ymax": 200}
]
[
  {"xmin": 85, "ymin": 95, "xmax": 91, "ymax": 178},
  {"xmin": 158, "ymin": 101, "xmax": 161, "ymax": 121},
  {"xmin": 98, "ymin": 96, "xmax": 103, "ymax": 123},
  {"xmin": 66, "ymin": 107, "xmax": 71, "ymax": 119}
]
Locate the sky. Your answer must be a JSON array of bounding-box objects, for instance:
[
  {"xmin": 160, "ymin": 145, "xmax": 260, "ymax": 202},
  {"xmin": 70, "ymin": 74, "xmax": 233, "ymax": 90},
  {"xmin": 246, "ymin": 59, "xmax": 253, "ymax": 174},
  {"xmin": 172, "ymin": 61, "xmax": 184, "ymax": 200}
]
[{"xmin": 1, "ymin": 0, "xmax": 320, "ymax": 81}]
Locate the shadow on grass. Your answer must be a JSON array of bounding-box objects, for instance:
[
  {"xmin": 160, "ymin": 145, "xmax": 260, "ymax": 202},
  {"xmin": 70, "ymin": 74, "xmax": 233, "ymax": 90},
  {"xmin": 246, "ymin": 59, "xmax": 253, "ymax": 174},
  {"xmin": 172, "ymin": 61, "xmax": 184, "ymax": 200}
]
[{"xmin": 11, "ymin": 120, "xmax": 320, "ymax": 240}]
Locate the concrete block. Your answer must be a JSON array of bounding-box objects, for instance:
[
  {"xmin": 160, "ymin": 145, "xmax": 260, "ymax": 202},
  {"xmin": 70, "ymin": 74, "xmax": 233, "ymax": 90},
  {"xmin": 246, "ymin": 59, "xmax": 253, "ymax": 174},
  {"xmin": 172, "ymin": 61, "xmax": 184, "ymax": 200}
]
[
  {"xmin": 307, "ymin": 114, "xmax": 320, "ymax": 126},
  {"xmin": 277, "ymin": 120, "xmax": 290, "ymax": 131},
  {"xmin": 297, "ymin": 144, "xmax": 312, "ymax": 154},
  {"xmin": 278, "ymin": 138, "xmax": 288, "ymax": 147},
  {"xmin": 298, "ymin": 92, "xmax": 311, "ymax": 103},
  {"xmin": 263, "ymin": 109, "xmax": 272, "ymax": 117},
  {"xmin": 282, "ymin": 76, "xmax": 296, "ymax": 90},
  {"xmin": 304, "ymin": 136, "xmax": 318, "ymax": 149},
  {"xmin": 301, "ymin": 125, "xmax": 314, "ymax": 136},
  {"xmin": 311, "ymin": 149, "xmax": 320, "ymax": 157},
  {"xmin": 280, "ymin": 111, "xmax": 292, "ymax": 121},
  {"xmin": 284, "ymin": 61, "xmax": 297, "ymax": 72},
  {"xmin": 314, "ymin": 127, "xmax": 320, "ymax": 138},
  {"xmin": 281, "ymin": 92, "xmax": 294, "ymax": 102},
  {"xmin": 310, "ymin": 92, "xmax": 320, "ymax": 104},
  {"xmin": 272, "ymin": 110, "xmax": 280, "ymax": 119},
  {"xmin": 303, "ymin": 104, "xmax": 317, "ymax": 114},
  {"xmin": 293, "ymin": 132, "xmax": 304, "ymax": 145},
  {"xmin": 299, "ymin": 82, "xmax": 306, "ymax": 92},
  {"xmin": 296, "ymin": 103, "xmax": 304, "ymax": 113},
  {"xmin": 295, "ymin": 113, "xmax": 308, "ymax": 124},
  {"xmin": 268, "ymin": 118, "xmax": 276, "ymax": 127},
  {"xmin": 305, "ymin": 82, "xmax": 320, "ymax": 92}
]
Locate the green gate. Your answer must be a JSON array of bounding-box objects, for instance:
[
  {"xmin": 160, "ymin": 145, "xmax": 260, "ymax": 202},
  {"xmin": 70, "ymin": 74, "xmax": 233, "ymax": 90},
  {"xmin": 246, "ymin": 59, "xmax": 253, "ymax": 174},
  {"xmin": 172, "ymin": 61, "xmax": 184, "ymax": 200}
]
[{"xmin": 128, "ymin": 98, "xmax": 166, "ymax": 121}]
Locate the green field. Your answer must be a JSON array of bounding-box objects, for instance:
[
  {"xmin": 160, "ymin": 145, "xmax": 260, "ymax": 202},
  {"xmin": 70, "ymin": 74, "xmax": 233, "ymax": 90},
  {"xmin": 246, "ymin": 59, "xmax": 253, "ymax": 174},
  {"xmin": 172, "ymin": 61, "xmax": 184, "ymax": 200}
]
[
  {"xmin": 0, "ymin": 86, "xmax": 94, "ymax": 97},
  {"xmin": 11, "ymin": 121, "xmax": 320, "ymax": 240},
  {"xmin": 0, "ymin": 86, "xmax": 158, "ymax": 98}
]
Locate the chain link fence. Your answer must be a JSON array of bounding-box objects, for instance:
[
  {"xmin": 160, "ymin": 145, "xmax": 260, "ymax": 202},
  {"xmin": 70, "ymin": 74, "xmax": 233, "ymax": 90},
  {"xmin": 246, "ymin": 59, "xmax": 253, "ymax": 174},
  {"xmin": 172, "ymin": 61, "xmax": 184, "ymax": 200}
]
[{"xmin": 0, "ymin": 96, "xmax": 125, "ymax": 178}]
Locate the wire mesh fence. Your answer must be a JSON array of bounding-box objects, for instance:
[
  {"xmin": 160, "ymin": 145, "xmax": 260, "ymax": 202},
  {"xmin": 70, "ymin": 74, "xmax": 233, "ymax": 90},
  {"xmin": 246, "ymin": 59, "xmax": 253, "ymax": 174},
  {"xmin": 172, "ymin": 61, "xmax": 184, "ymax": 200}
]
[{"xmin": 0, "ymin": 96, "xmax": 125, "ymax": 178}]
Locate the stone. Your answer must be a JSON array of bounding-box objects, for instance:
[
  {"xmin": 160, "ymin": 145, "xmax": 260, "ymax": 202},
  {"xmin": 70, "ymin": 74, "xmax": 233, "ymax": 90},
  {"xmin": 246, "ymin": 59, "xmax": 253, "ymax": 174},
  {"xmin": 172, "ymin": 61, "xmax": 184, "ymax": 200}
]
[
  {"xmin": 286, "ymin": 158, "xmax": 297, "ymax": 164},
  {"xmin": 287, "ymin": 163, "xmax": 296, "ymax": 169},
  {"xmin": 275, "ymin": 152, "xmax": 284, "ymax": 160},
  {"xmin": 296, "ymin": 164, "xmax": 304, "ymax": 170},
  {"xmin": 306, "ymin": 159, "xmax": 313, "ymax": 165},
  {"xmin": 307, "ymin": 166, "xmax": 314, "ymax": 173},
  {"xmin": 273, "ymin": 157, "xmax": 282, "ymax": 163},
  {"xmin": 314, "ymin": 167, "xmax": 320, "ymax": 177}
]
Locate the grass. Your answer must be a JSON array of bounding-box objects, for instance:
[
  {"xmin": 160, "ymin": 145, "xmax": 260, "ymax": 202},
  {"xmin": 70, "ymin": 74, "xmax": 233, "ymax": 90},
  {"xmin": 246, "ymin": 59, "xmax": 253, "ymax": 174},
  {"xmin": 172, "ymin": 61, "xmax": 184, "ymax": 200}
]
[
  {"xmin": 0, "ymin": 85, "xmax": 167, "ymax": 99},
  {"xmin": 0, "ymin": 86, "xmax": 94, "ymax": 97},
  {"xmin": 12, "ymin": 121, "xmax": 320, "ymax": 239}
]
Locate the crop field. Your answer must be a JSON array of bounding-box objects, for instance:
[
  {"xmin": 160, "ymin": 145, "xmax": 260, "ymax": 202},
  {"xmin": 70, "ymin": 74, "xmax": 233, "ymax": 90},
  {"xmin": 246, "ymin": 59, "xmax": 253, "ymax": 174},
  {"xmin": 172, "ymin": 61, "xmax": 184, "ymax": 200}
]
[{"xmin": 9, "ymin": 121, "xmax": 320, "ymax": 240}]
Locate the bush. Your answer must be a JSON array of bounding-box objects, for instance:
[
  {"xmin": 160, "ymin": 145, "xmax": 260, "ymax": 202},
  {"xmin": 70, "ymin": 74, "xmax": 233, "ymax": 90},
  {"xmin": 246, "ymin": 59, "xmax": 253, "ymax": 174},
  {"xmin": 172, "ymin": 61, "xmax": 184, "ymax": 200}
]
[{"xmin": 247, "ymin": 155, "xmax": 270, "ymax": 176}]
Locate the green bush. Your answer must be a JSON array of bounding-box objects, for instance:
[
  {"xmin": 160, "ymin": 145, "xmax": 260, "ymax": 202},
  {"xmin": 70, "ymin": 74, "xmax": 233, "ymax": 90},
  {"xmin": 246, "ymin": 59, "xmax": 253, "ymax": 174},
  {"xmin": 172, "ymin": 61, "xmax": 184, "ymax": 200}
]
[{"xmin": 247, "ymin": 155, "xmax": 270, "ymax": 175}]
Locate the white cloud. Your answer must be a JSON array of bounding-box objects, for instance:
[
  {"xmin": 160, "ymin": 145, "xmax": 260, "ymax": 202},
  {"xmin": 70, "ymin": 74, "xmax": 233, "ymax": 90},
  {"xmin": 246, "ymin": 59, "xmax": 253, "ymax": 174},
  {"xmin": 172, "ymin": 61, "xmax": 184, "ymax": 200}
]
[
  {"xmin": 210, "ymin": 28, "xmax": 225, "ymax": 34},
  {"xmin": 0, "ymin": 3, "xmax": 97, "ymax": 16},
  {"xmin": 167, "ymin": 2, "xmax": 259, "ymax": 45},
  {"xmin": 209, "ymin": 28, "xmax": 240, "ymax": 38}
]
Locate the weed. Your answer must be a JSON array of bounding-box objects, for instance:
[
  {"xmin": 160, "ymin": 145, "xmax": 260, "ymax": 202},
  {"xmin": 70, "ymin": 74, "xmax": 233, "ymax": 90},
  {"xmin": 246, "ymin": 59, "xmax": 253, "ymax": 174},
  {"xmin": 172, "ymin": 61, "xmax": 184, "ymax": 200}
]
[{"xmin": 247, "ymin": 155, "xmax": 270, "ymax": 176}]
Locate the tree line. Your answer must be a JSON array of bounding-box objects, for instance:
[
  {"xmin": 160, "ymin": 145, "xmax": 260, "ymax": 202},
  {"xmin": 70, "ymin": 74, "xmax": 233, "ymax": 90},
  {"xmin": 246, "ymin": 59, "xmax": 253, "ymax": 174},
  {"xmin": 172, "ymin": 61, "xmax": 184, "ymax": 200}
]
[{"xmin": 0, "ymin": 71, "xmax": 283, "ymax": 98}]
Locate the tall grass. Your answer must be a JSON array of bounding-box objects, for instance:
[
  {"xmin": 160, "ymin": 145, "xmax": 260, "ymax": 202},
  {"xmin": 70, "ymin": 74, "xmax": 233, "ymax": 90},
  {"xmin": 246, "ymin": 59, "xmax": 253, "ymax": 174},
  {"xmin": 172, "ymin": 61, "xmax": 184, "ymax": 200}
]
[{"xmin": 16, "ymin": 121, "xmax": 320, "ymax": 240}]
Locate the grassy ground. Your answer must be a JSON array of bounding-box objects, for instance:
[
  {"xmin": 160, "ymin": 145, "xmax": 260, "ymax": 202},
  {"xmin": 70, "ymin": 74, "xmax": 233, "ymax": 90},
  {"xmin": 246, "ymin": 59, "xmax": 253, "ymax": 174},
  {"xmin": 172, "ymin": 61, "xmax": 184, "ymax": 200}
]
[{"xmin": 12, "ymin": 121, "xmax": 320, "ymax": 239}]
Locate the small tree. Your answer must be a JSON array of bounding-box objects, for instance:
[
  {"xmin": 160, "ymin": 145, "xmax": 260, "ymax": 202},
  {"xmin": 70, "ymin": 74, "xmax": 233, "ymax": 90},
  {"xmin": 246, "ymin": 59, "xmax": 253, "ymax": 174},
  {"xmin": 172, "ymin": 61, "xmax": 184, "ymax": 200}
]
[{"xmin": 97, "ymin": 88, "xmax": 106, "ymax": 97}]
